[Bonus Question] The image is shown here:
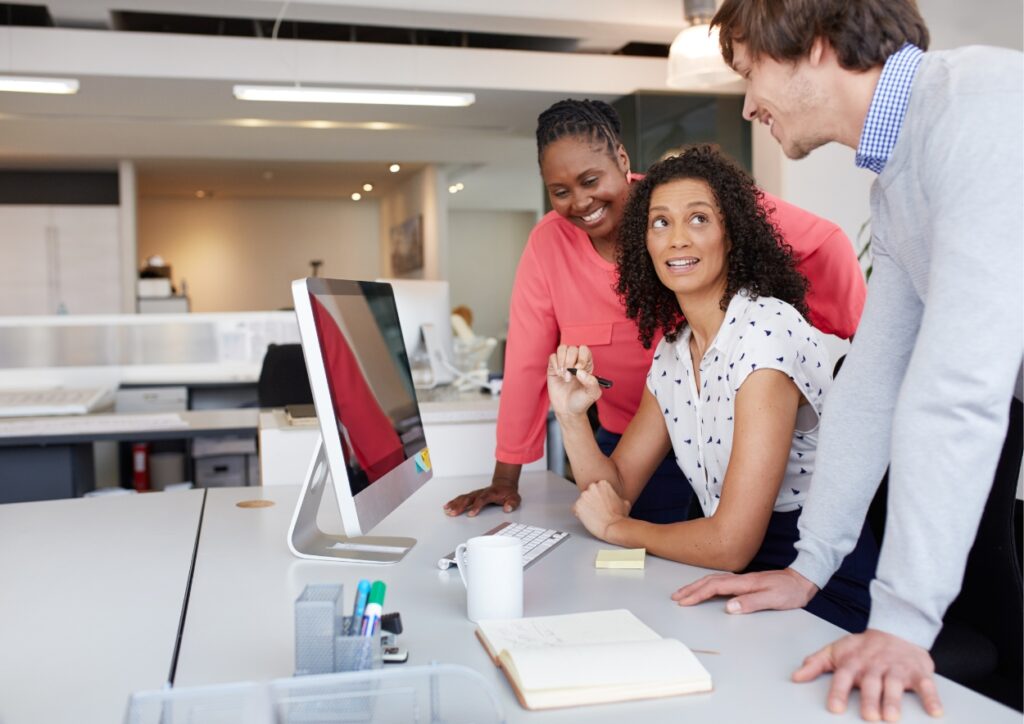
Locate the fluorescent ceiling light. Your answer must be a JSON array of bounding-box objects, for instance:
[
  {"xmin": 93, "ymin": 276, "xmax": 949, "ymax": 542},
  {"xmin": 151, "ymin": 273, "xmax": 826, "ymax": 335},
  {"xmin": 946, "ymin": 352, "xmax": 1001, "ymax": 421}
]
[
  {"xmin": 0, "ymin": 75, "xmax": 79, "ymax": 95},
  {"xmin": 233, "ymin": 85, "xmax": 475, "ymax": 107}
]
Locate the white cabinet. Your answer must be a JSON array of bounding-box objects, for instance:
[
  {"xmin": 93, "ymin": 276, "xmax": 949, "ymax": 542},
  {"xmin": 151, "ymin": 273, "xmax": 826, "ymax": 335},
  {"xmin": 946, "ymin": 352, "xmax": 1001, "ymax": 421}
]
[{"xmin": 0, "ymin": 205, "xmax": 121, "ymax": 315}]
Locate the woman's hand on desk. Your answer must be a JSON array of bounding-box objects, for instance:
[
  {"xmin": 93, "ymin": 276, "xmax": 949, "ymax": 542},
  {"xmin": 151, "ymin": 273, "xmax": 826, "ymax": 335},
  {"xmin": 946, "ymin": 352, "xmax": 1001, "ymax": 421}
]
[
  {"xmin": 444, "ymin": 482, "xmax": 522, "ymax": 517},
  {"xmin": 444, "ymin": 461, "xmax": 523, "ymax": 516},
  {"xmin": 572, "ymin": 480, "xmax": 630, "ymax": 542}
]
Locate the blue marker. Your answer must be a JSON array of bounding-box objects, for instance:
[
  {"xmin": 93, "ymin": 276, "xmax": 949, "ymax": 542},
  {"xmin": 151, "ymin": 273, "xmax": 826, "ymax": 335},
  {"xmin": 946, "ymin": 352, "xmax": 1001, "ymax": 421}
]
[
  {"xmin": 360, "ymin": 581, "xmax": 386, "ymax": 637},
  {"xmin": 349, "ymin": 579, "xmax": 371, "ymax": 635}
]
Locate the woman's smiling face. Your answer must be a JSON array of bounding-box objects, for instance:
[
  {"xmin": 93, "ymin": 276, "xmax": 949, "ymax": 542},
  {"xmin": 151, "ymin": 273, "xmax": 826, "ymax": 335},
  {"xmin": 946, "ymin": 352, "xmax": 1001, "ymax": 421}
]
[
  {"xmin": 645, "ymin": 178, "xmax": 730, "ymax": 300},
  {"xmin": 539, "ymin": 135, "xmax": 631, "ymax": 244}
]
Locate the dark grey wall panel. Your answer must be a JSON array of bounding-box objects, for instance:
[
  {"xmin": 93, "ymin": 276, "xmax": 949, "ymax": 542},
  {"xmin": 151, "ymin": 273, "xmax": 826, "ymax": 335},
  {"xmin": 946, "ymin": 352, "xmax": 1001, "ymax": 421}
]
[{"xmin": 0, "ymin": 171, "xmax": 119, "ymax": 205}]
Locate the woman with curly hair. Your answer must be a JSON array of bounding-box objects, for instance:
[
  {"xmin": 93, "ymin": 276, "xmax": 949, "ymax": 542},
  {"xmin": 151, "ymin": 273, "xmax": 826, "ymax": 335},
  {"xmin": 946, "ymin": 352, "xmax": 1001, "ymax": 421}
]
[
  {"xmin": 444, "ymin": 99, "xmax": 866, "ymax": 525},
  {"xmin": 548, "ymin": 146, "xmax": 878, "ymax": 632}
]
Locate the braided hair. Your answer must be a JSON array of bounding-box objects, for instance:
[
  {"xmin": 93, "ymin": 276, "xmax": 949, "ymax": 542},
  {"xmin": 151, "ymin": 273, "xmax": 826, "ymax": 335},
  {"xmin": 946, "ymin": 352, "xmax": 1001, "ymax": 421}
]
[
  {"xmin": 536, "ymin": 99, "xmax": 625, "ymax": 163},
  {"xmin": 616, "ymin": 145, "xmax": 809, "ymax": 349}
]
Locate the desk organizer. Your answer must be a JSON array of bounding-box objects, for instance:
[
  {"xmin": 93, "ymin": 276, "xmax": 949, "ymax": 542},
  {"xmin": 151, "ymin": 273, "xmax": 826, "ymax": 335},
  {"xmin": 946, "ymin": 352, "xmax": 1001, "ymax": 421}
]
[
  {"xmin": 124, "ymin": 663, "xmax": 506, "ymax": 724},
  {"xmin": 295, "ymin": 584, "xmax": 383, "ymax": 676}
]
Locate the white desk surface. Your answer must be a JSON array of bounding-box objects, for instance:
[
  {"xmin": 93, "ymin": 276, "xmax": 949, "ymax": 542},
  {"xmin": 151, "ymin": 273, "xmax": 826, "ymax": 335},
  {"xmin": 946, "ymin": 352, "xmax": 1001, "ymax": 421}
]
[
  {"xmin": 175, "ymin": 474, "xmax": 1017, "ymax": 723},
  {"xmin": 0, "ymin": 489, "xmax": 205, "ymax": 724}
]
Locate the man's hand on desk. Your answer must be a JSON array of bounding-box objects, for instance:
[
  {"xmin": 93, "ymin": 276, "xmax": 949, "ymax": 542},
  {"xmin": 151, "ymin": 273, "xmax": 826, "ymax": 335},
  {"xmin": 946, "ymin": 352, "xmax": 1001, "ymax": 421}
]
[
  {"xmin": 794, "ymin": 629, "xmax": 942, "ymax": 722},
  {"xmin": 670, "ymin": 567, "xmax": 818, "ymax": 613},
  {"xmin": 443, "ymin": 481, "xmax": 521, "ymax": 517},
  {"xmin": 672, "ymin": 569, "xmax": 944, "ymax": 720}
]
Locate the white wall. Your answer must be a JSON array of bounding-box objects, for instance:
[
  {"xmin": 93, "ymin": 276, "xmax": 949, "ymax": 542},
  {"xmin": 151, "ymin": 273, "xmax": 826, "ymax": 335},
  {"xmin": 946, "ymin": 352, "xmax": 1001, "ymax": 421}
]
[
  {"xmin": 924, "ymin": 0, "xmax": 1023, "ymax": 51},
  {"xmin": 138, "ymin": 198, "xmax": 379, "ymax": 312},
  {"xmin": 447, "ymin": 210, "xmax": 537, "ymax": 340},
  {"xmin": 378, "ymin": 166, "xmax": 447, "ymax": 281}
]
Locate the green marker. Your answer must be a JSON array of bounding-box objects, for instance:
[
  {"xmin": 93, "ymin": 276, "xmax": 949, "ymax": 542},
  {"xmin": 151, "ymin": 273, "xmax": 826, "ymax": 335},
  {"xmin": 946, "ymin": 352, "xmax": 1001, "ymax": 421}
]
[{"xmin": 360, "ymin": 580, "xmax": 386, "ymax": 636}]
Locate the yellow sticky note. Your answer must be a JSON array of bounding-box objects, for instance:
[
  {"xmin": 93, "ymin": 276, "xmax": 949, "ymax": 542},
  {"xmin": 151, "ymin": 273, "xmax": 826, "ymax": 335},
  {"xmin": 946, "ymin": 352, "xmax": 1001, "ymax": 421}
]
[{"xmin": 595, "ymin": 548, "xmax": 646, "ymax": 569}]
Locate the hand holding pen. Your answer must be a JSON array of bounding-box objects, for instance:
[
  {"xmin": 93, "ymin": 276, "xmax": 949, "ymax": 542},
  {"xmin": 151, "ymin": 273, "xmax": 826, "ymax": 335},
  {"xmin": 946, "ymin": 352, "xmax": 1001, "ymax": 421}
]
[
  {"xmin": 565, "ymin": 369, "xmax": 613, "ymax": 389},
  {"xmin": 546, "ymin": 344, "xmax": 610, "ymax": 418}
]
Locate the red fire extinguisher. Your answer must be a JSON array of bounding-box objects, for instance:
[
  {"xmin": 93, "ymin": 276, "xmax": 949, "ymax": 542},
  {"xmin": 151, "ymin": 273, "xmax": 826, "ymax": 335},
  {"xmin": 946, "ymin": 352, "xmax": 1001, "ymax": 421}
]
[{"xmin": 132, "ymin": 442, "xmax": 150, "ymax": 492}]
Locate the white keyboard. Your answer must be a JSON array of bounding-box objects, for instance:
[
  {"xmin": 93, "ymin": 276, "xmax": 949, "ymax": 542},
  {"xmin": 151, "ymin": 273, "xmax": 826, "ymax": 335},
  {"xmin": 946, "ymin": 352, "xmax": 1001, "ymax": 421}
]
[
  {"xmin": 0, "ymin": 387, "xmax": 115, "ymax": 417},
  {"xmin": 438, "ymin": 521, "xmax": 570, "ymax": 570}
]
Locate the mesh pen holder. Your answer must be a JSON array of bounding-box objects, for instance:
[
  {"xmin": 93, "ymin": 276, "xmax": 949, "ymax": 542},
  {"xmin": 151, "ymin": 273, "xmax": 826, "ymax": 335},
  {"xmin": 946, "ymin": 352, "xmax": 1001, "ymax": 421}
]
[{"xmin": 334, "ymin": 617, "xmax": 382, "ymax": 673}]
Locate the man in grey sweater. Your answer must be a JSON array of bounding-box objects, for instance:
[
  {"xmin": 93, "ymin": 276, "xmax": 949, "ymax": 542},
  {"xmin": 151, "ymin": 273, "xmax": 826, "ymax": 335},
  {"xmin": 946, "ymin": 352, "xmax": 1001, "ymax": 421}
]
[{"xmin": 672, "ymin": 0, "xmax": 1023, "ymax": 720}]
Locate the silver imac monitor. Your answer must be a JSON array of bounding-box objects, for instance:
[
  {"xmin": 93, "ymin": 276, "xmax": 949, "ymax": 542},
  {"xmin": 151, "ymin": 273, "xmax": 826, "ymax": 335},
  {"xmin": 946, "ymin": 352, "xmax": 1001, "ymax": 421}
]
[
  {"xmin": 376, "ymin": 278, "xmax": 456, "ymax": 388},
  {"xmin": 287, "ymin": 277, "xmax": 432, "ymax": 564}
]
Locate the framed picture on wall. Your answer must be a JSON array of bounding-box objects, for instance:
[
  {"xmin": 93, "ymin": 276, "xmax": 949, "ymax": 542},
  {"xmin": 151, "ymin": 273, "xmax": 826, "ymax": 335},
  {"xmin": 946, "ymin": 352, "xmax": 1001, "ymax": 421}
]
[{"xmin": 389, "ymin": 215, "xmax": 423, "ymax": 275}]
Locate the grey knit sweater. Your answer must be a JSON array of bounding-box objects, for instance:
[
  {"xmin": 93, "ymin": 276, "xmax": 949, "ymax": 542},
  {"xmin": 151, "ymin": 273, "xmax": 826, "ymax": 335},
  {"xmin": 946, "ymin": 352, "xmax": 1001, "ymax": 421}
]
[{"xmin": 791, "ymin": 46, "xmax": 1024, "ymax": 648}]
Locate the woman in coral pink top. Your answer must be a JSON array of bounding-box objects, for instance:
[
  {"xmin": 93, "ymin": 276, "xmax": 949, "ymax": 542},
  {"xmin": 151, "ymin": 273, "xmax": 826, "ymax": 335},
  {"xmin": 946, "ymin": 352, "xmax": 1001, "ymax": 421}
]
[{"xmin": 443, "ymin": 99, "xmax": 865, "ymax": 522}]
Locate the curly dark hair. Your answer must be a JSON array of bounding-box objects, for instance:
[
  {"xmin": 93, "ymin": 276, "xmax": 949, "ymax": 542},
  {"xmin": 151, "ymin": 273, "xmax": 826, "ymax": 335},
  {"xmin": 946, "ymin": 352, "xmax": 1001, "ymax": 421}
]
[{"xmin": 616, "ymin": 145, "xmax": 809, "ymax": 349}]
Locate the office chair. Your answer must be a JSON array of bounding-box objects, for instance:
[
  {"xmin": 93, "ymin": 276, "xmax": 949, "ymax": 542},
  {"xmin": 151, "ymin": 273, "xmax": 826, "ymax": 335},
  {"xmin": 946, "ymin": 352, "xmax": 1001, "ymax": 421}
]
[
  {"xmin": 257, "ymin": 343, "xmax": 314, "ymax": 409},
  {"xmin": 867, "ymin": 398, "xmax": 1023, "ymax": 711}
]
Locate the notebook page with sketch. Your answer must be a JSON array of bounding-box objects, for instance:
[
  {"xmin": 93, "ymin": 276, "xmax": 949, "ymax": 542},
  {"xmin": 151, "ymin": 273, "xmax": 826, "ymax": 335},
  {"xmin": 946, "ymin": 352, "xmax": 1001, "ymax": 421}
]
[{"xmin": 474, "ymin": 609, "xmax": 712, "ymax": 710}]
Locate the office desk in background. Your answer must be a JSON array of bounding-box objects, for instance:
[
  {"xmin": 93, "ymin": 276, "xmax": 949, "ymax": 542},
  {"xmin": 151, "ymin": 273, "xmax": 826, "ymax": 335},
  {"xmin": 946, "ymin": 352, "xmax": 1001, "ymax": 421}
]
[
  {"xmin": 173, "ymin": 474, "xmax": 1017, "ymax": 723},
  {"xmin": 0, "ymin": 409, "xmax": 258, "ymax": 502},
  {"xmin": 258, "ymin": 387, "xmax": 549, "ymax": 486},
  {"xmin": 0, "ymin": 489, "xmax": 205, "ymax": 724},
  {"xmin": 416, "ymin": 385, "xmax": 549, "ymax": 476}
]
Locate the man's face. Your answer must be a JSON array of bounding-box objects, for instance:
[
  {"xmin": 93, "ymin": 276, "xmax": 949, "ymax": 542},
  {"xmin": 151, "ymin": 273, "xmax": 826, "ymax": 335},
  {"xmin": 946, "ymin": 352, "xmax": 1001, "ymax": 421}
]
[{"xmin": 731, "ymin": 41, "xmax": 831, "ymax": 159}]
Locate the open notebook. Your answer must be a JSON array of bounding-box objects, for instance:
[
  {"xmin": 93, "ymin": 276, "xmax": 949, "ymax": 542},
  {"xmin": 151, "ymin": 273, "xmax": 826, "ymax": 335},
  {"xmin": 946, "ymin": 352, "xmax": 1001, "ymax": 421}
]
[{"xmin": 475, "ymin": 609, "xmax": 712, "ymax": 710}]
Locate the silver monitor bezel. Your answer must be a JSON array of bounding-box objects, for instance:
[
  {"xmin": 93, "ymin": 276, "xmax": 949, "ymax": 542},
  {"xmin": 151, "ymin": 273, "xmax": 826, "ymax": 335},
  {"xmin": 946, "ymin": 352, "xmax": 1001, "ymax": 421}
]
[{"xmin": 289, "ymin": 277, "xmax": 432, "ymax": 541}]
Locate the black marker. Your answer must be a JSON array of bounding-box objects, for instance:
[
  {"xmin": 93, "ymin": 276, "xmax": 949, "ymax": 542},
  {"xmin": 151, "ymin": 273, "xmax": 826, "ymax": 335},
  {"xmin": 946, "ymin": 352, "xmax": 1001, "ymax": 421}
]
[{"xmin": 566, "ymin": 368, "xmax": 613, "ymax": 389}]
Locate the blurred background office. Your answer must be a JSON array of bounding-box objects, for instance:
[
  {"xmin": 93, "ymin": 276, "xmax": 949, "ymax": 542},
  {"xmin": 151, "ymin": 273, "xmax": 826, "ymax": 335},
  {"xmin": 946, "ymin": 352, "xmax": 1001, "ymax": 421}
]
[
  {"xmin": 0, "ymin": 0, "xmax": 1019, "ymax": 323},
  {"xmin": 0, "ymin": 0, "xmax": 1019, "ymax": 499}
]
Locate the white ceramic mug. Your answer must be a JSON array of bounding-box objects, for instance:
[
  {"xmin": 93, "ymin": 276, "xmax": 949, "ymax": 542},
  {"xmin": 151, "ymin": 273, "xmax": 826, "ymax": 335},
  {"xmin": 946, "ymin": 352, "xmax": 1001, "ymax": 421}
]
[{"xmin": 454, "ymin": 535, "xmax": 523, "ymax": 622}]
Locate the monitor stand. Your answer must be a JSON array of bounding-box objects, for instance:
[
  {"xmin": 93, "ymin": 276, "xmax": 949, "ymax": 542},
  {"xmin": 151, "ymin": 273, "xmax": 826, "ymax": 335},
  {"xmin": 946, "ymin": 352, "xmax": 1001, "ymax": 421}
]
[{"xmin": 286, "ymin": 436, "xmax": 416, "ymax": 564}]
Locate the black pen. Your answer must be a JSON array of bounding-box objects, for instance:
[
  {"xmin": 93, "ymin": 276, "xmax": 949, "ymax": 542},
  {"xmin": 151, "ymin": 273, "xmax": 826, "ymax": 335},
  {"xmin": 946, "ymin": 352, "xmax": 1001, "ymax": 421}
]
[{"xmin": 566, "ymin": 368, "xmax": 613, "ymax": 389}]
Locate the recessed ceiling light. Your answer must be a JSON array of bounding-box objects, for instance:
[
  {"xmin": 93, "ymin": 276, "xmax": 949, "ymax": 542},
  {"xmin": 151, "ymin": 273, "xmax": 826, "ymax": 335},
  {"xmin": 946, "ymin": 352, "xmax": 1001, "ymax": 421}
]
[
  {"xmin": 448, "ymin": 185, "xmax": 458, "ymax": 194},
  {"xmin": 351, "ymin": 192, "xmax": 362, "ymax": 201},
  {"xmin": 232, "ymin": 118, "xmax": 272, "ymax": 128},
  {"xmin": 455, "ymin": 182, "xmax": 464, "ymax": 191},
  {"xmin": 389, "ymin": 164, "xmax": 401, "ymax": 173},
  {"xmin": 232, "ymin": 85, "xmax": 475, "ymax": 107},
  {"xmin": 0, "ymin": 75, "xmax": 79, "ymax": 95},
  {"xmin": 362, "ymin": 183, "xmax": 373, "ymax": 192},
  {"xmin": 195, "ymin": 190, "xmax": 213, "ymax": 199}
]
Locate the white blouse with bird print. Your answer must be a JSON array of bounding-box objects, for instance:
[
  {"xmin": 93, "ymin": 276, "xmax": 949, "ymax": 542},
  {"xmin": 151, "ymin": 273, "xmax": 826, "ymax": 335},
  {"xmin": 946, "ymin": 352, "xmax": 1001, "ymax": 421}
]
[{"xmin": 646, "ymin": 291, "xmax": 832, "ymax": 517}]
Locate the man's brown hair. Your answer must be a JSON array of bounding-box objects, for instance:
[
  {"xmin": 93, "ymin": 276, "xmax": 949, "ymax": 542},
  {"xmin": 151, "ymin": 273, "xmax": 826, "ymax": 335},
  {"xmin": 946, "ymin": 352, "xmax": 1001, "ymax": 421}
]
[{"xmin": 711, "ymin": 0, "xmax": 929, "ymax": 71}]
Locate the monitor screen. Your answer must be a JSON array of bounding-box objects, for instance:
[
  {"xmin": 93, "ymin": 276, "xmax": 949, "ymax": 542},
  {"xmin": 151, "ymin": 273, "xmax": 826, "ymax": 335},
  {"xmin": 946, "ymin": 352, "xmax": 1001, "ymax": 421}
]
[{"xmin": 293, "ymin": 278, "xmax": 432, "ymax": 539}]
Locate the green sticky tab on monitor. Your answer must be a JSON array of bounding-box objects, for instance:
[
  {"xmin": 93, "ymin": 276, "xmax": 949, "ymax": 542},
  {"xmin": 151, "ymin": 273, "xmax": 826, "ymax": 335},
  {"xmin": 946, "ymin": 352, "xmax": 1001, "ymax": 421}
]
[{"xmin": 595, "ymin": 548, "xmax": 646, "ymax": 569}]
